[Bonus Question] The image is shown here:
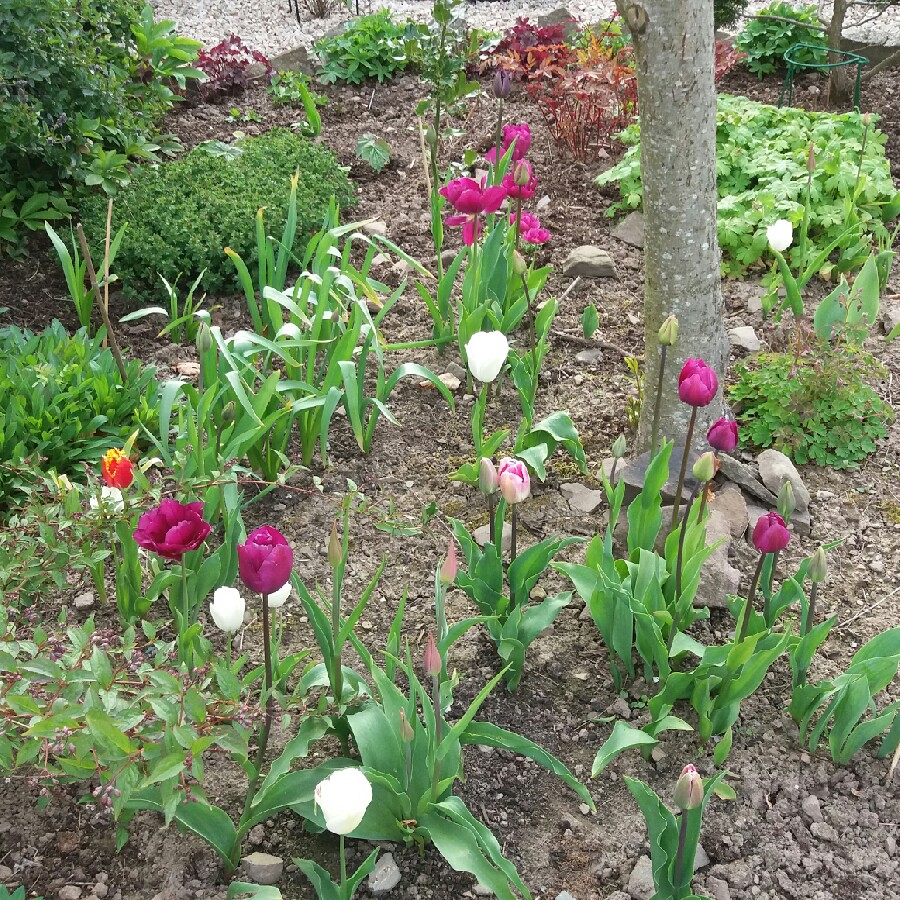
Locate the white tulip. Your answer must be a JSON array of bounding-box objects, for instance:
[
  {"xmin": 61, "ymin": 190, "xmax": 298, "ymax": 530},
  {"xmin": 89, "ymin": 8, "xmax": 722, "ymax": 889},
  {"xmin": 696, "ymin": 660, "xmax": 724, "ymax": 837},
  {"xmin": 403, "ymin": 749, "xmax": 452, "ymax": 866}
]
[
  {"xmin": 465, "ymin": 331, "xmax": 510, "ymax": 383},
  {"xmin": 315, "ymin": 768, "xmax": 373, "ymax": 835},
  {"xmin": 267, "ymin": 583, "xmax": 292, "ymax": 609},
  {"xmin": 89, "ymin": 487, "xmax": 124, "ymax": 512},
  {"xmin": 766, "ymin": 219, "xmax": 793, "ymax": 253},
  {"xmin": 209, "ymin": 587, "xmax": 245, "ymax": 633}
]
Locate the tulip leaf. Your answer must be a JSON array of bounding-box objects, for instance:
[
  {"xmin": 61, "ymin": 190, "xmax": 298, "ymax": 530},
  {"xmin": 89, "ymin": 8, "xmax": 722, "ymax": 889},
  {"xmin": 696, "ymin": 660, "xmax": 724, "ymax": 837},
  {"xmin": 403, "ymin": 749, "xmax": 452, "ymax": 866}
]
[
  {"xmin": 591, "ymin": 720, "xmax": 658, "ymax": 777},
  {"xmin": 292, "ymin": 859, "xmax": 342, "ymax": 900},
  {"xmin": 227, "ymin": 883, "xmax": 284, "ymax": 900}
]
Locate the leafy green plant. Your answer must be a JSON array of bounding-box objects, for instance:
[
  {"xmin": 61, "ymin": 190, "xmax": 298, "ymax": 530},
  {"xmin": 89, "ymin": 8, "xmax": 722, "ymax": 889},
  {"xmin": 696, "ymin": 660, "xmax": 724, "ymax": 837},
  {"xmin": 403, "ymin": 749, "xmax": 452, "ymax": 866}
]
[
  {"xmin": 0, "ymin": 322, "xmax": 158, "ymax": 506},
  {"xmin": 267, "ymin": 72, "xmax": 324, "ymax": 136},
  {"xmin": 356, "ymin": 134, "xmax": 392, "ymax": 173},
  {"xmin": 598, "ymin": 96, "xmax": 900, "ymax": 277},
  {"xmin": 0, "ymin": 887, "xmax": 36, "ymax": 900},
  {"xmin": 730, "ymin": 349, "xmax": 891, "ymax": 467},
  {"xmin": 789, "ymin": 627, "xmax": 900, "ymax": 765},
  {"xmin": 714, "ymin": 0, "xmax": 750, "ymax": 29},
  {"xmin": 735, "ymin": 2, "xmax": 827, "ymax": 77},
  {"xmin": 78, "ymin": 129, "xmax": 354, "ymax": 300},
  {"xmin": 314, "ymin": 11, "xmax": 419, "ymax": 84}
]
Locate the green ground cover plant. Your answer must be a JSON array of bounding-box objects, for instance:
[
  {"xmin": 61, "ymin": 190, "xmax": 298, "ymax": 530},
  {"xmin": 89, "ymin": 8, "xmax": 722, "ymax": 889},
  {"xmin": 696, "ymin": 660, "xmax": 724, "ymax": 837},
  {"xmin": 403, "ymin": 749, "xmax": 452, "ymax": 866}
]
[{"xmin": 735, "ymin": 1, "xmax": 828, "ymax": 77}]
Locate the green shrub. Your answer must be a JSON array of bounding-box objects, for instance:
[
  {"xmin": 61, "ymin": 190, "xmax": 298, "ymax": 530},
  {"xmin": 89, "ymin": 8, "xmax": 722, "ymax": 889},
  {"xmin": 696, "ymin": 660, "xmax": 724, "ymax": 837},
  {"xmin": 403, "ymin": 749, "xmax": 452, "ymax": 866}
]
[
  {"xmin": 314, "ymin": 10, "xmax": 419, "ymax": 84},
  {"xmin": 715, "ymin": 0, "xmax": 750, "ymax": 29},
  {"xmin": 0, "ymin": 322, "xmax": 159, "ymax": 503},
  {"xmin": 730, "ymin": 350, "xmax": 891, "ymax": 468},
  {"xmin": 78, "ymin": 129, "xmax": 355, "ymax": 300},
  {"xmin": 735, "ymin": 2, "xmax": 827, "ymax": 77},
  {"xmin": 597, "ymin": 95, "xmax": 900, "ymax": 277},
  {"xmin": 0, "ymin": 1, "xmax": 201, "ymax": 251}
]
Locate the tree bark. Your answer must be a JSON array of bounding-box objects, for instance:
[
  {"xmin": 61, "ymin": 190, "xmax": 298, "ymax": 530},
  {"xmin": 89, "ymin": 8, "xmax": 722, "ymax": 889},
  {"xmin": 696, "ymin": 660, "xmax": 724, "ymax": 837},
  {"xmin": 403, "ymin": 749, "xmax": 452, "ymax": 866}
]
[
  {"xmin": 827, "ymin": 0, "xmax": 853, "ymax": 106},
  {"xmin": 616, "ymin": 0, "xmax": 727, "ymax": 452}
]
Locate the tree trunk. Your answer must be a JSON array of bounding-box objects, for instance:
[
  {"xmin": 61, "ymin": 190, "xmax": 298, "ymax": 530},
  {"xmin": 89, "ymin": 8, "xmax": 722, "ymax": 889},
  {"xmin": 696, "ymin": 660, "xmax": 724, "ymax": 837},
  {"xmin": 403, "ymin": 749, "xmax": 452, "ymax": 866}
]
[
  {"xmin": 827, "ymin": 0, "xmax": 852, "ymax": 106},
  {"xmin": 616, "ymin": 0, "xmax": 728, "ymax": 452}
]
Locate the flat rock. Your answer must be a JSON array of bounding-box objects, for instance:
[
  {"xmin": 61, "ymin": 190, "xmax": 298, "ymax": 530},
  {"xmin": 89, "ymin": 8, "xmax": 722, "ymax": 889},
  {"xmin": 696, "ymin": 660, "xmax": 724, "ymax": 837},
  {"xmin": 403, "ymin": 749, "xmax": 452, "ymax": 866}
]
[
  {"xmin": 561, "ymin": 482, "xmax": 605, "ymax": 514},
  {"xmin": 473, "ymin": 521, "xmax": 513, "ymax": 554},
  {"xmin": 361, "ymin": 219, "xmax": 388, "ymax": 237},
  {"xmin": 802, "ymin": 794, "xmax": 824, "ymax": 823},
  {"xmin": 757, "ymin": 448, "xmax": 811, "ymax": 514},
  {"xmin": 369, "ymin": 852, "xmax": 401, "ymax": 893},
  {"xmin": 241, "ymin": 852, "xmax": 284, "ymax": 885},
  {"xmin": 708, "ymin": 483, "xmax": 749, "ymax": 539},
  {"xmin": 717, "ymin": 454, "xmax": 777, "ymax": 505},
  {"xmin": 74, "ymin": 591, "xmax": 95, "ymax": 611},
  {"xmin": 626, "ymin": 855, "xmax": 655, "ymax": 899},
  {"xmin": 621, "ymin": 443, "xmax": 700, "ymax": 505},
  {"xmin": 695, "ymin": 844, "xmax": 710, "ymax": 869},
  {"xmin": 563, "ymin": 246, "xmax": 617, "ymax": 279},
  {"xmin": 695, "ymin": 510, "xmax": 741, "ymax": 609},
  {"xmin": 270, "ymin": 45, "xmax": 313, "ymax": 74},
  {"xmin": 611, "ymin": 210, "xmax": 645, "ymax": 248},
  {"xmin": 537, "ymin": 7, "xmax": 580, "ymax": 40},
  {"xmin": 728, "ymin": 325, "xmax": 761, "ymax": 352},
  {"xmin": 880, "ymin": 300, "xmax": 900, "ymax": 334},
  {"xmin": 59, "ymin": 888, "xmax": 82, "ymax": 900},
  {"xmin": 0, "ymin": 865, "xmax": 14, "ymax": 883},
  {"xmin": 706, "ymin": 875, "xmax": 732, "ymax": 900},
  {"xmin": 575, "ymin": 348, "xmax": 603, "ymax": 365},
  {"xmin": 745, "ymin": 501, "xmax": 768, "ymax": 543},
  {"xmin": 555, "ymin": 893, "xmax": 578, "ymax": 900}
]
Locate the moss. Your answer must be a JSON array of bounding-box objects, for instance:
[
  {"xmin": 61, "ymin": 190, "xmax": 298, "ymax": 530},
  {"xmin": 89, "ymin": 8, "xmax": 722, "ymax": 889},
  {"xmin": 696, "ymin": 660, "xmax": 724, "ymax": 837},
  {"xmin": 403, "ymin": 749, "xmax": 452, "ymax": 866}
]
[{"xmin": 880, "ymin": 499, "xmax": 900, "ymax": 525}]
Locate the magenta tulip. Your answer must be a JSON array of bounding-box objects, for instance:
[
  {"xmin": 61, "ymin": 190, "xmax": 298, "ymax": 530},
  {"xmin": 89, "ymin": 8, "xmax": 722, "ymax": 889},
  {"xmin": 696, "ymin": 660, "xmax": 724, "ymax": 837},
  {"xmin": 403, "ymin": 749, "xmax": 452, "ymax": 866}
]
[
  {"xmin": 484, "ymin": 123, "xmax": 531, "ymax": 164},
  {"xmin": 440, "ymin": 177, "xmax": 507, "ymax": 246},
  {"xmin": 677, "ymin": 358, "xmax": 719, "ymax": 407},
  {"xmin": 498, "ymin": 457, "xmax": 530, "ymax": 505},
  {"xmin": 510, "ymin": 210, "xmax": 551, "ymax": 244},
  {"xmin": 502, "ymin": 160, "xmax": 536, "ymax": 200},
  {"xmin": 238, "ymin": 525, "xmax": 294, "ymax": 595},
  {"xmin": 752, "ymin": 512, "xmax": 791, "ymax": 554},
  {"xmin": 707, "ymin": 418, "xmax": 739, "ymax": 452},
  {"xmin": 133, "ymin": 499, "xmax": 211, "ymax": 561}
]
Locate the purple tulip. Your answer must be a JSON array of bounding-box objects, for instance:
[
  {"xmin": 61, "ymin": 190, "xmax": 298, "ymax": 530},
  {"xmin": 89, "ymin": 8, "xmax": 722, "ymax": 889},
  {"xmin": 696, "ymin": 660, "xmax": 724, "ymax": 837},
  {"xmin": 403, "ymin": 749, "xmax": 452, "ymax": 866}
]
[
  {"xmin": 484, "ymin": 122, "xmax": 531, "ymax": 164},
  {"xmin": 440, "ymin": 177, "xmax": 508, "ymax": 246},
  {"xmin": 677, "ymin": 358, "xmax": 719, "ymax": 407},
  {"xmin": 133, "ymin": 499, "xmax": 211, "ymax": 561},
  {"xmin": 752, "ymin": 512, "xmax": 791, "ymax": 554},
  {"xmin": 510, "ymin": 210, "xmax": 551, "ymax": 244},
  {"xmin": 707, "ymin": 417, "xmax": 739, "ymax": 452},
  {"xmin": 238, "ymin": 526, "xmax": 294, "ymax": 595}
]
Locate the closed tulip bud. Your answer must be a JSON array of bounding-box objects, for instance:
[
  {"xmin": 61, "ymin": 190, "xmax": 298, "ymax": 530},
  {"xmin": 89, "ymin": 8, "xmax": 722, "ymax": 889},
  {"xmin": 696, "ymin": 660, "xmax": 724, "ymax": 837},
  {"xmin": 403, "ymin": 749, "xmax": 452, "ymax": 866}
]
[
  {"xmin": 425, "ymin": 125, "xmax": 437, "ymax": 148},
  {"xmin": 222, "ymin": 401, "xmax": 236, "ymax": 426},
  {"xmin": 673, "ymin": 764, "xmax": 703, "ymax": 811},
  {"xmin": 465, "ymin": 331, "xmax": 510, "ymax": 384},
  {"xmin": 492, "ymin": 69, "xmax": 511, "ymax": 100},
  {"xmin": 678, "ymin": 358, "xmax": 718, "ymax": 407},
  {"xmin": 424, "ymin": 633, "xmax": 441, "ymax": 677},
  {"xmin": 807, "ymin": 142, "xmax": 816, "ymax": 172},
  {"xmin": 707, "ymin": 417, "xmax": 739, "ymax": 453},
  {"xmin": 611, "ymin": 434, "xmax": 627, "ymax": 459},
  {"xmin": 658, "ymin": 315, "xmax": 679, "ymax": 347},
  {"xmin": 512, "ymin": 250, "xmax": 527, "ymax": 276},
  {"xmin": 862, "ymin": 113, "xmax": 872, "ymax": 127},
  {"xmin": 399, "ymin": 710, "xmax": 415, "ymax": 743},
  {"xmin": 513, "ymin": 159, "xmax": 531, "ymax": 187},
  {"xmin": 440, "ymin": 538, "xmax": 457, "ymax": 585},
  {"xmin": 753, "ymin": 511, "xmax": 791, "ymax": 554},
  {"xmin": 692, "ymin": 451, "xmax": 718, "ymax": 483},
  {"xmin": 777, "ymin": 482, "xmax": 795, "ymax": 520},
  {"xmin": 808, "ymin": 546, "xmax": 828, "ymax": 583},
  {"xmin": 328, "ymin": 521, "xmax": 342, "ymax": 570},
  {"xmin": 209, "ymin": 586, "xmax": 245, "ymax": 634},
  {"xmin": 478, "ymin": 457, "xmax": 499, "ymax": 495},
  {"xmin": 196, "ymin": 321, "xmax": 213, "ymax": 355}
]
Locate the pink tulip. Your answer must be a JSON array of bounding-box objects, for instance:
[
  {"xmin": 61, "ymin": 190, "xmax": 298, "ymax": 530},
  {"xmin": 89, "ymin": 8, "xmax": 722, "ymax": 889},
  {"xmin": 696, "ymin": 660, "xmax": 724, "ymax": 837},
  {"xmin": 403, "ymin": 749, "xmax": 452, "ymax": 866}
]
[
  {"xmin": 677, "ymin": 358, "xmax": 718, "ymax": 407},
  {"xmin": 133, "ymin": 500, "xmax": 211, "ymax": 562},
  {"xmin": 238, "ymin": 525, "xmax": 294, "ymax": 595},
  {"xmin": 440, "ymin": 537, "xmax": 457, "ymax": 585},
  {"xmin": 484, "ymin": 123, "xmax": 531, "ymax": 164},
  {"xmin": 424, "ymin": 633, "xmax": 441, "ymax": 676},
  {"xmin": 752, "ymin": 512, "xmax": 791, "ymax": 554},
  {"xmin": 440, "ymin": 177, "xmax": 507, "ymax": 246},
  {"xmin": 510, "ymin": 210, "xmax": 551, "ymax": 244},
  {"xmin": 502, "ymin": 160, "xmax": 536, "ymax": 200},
  {"xmin": 673, "ymin": 764, "xmax": 703, "ymax": 811},
  {"xmin": 707, "ymin": 418, "xmax": 739, "ymax": 452},
  {"xmin": 498, "ymin": 457, "xmax": 530, "ymax": 505}
]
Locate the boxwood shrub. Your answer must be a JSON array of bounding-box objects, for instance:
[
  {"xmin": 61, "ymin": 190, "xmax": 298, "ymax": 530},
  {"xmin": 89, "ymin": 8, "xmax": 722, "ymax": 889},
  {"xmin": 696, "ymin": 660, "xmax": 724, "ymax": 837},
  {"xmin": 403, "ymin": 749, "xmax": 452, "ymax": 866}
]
[{"xmin": 78, "ymin": 128, "xmax": 355, "ymax": 300}]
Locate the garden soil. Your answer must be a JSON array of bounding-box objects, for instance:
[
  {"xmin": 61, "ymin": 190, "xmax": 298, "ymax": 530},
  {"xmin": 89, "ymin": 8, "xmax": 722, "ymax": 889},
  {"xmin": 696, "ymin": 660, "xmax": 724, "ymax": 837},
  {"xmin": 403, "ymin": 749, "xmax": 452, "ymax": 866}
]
[{"xmin": 2, "ymin": 68, "xmax": 900, "ymax": 900}]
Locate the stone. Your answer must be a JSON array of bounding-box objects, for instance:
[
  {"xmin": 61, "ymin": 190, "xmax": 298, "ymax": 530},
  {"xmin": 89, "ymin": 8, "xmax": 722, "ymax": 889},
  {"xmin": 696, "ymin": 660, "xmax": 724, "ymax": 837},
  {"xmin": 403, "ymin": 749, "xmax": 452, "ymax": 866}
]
[
  {"xmin": 810, "ymin": 821, "xmax": 839, "ymax": 842},
  {"xmin": 270, "ymin": 45, "xmax": 313, "ymax": 74},
  {"xmin": 74, "ymin": 592, "xmax": 95, "ymax": 611},
  {"xmin": 92, "ymin": 884, "xmax": 109, "ymax": 899},
  {"xmin": 611, "ymin": 210, "xmax": 645, "ymax": 248},
  {"xmin": 561, "ymin": 482, "xmax": 605, "ymax": 514},
  {"xmin": 717, "ymin": 454, "xmax": 777, "ymax": 505},
  {"xmin": 626, "ymin": 855, "xmax": 655, "ymax": 900},
  {"xmin": 473, "ymin": 521, "xmax": 513, "ymax": 554},
  {"xmin": 728, "ymin": 325, "xmax": 761, "ymax": 353},
  {"xmin": 390, "ymin": 258, "xmax": 411, "ymax": 277},
  {"xmin": 175, "ymin": 361, "xmax": 201, "ymax": 377},
  {"xmin": 0, "ymin": 865, "xmax": 13, "ymax": 883},
  {"xmin": 802, "ymin": 794, "xmax": 824, "ymax": 823},
  {"xmin": 368, "ymin": 852, "xmax": 401, "ymax": 893},
  {"xmin": 562, "ymin": 246, "xmax": 617, "ymax": 279},
  {"xmin": 880, "ymin": 300, "xmax": 900, "ymax": 335},
  {"xmin": 575, "ymin": 348, "xmax": 603, "ymax": 365},
  {"xmin": 371, "ymin": 253, "xmax": 391, "ymax": 267},
  {"xmin": 706, "ymin": 876, "xmax": 732, "ymax": 900},
  {"xmin": 361, "ymin": 219, "xmax": 387, "ymax": 238},
  {"xmin": 59, "ymin": 889, "xmax": 82, "ymax": 900},
  {"xmin": 757, "ymin": 449, "xmax": 811, "ymax": 514},
  {"xmin": 556, "ymin": 893, "xmax": 578, "ymax": 900},
  {"xmin": 621, "ymin": 443, "xmax": 700, "ymax": 505},
  {"xmin": 601, "ymin": 457, "xmax": 626, "ymax": 483},
  {"xmin": 419, "ymin": 373, "xmax": 460, "ymax": 392},
  {"xmin": 536, "ymin": 7, "xmax": 580, "ymax": 40},
  {"xmin": 241, "ymin": 852, "xmax": 284, "ymax": 885},
  {"xmin": 745, "ymin": 501, "xmax": 767, "ymax": 542},
  {"xmin": 694, "ymin": 844, "xmax": 710, "ymax": 869},
  {"xmin": 695, "ymin": 510, "xmax": 741, "ymax": 609},
  {"xmin": 708, "ymin": 484, "xmax": 749, "ymax": 539},
  {"xmin": 445, "ymin": 361, "xmax": 467, "ymax": 382},
  {"xmin": 474, "ymin": 883, "xmax": 494, "ymax": 896}
]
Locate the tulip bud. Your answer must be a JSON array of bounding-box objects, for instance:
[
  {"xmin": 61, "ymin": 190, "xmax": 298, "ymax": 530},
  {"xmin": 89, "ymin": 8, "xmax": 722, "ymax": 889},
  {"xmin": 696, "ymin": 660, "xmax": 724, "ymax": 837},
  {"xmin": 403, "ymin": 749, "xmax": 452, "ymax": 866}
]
[
  {"xmin": 673, "ymin": 764, "xmax": 703, "ymax": 811},
  {"xmin": 777, "ymin": 482, "xmax": 795, "ymax": 521},
  {"xmin": 513, "ymin": 159, "xmax": 531, "ymax": 187},
  {"xmin": 807, "ymin": 141, "xmax": 816, "ymax": 172},
  {"xmin": 492, "ymin": 69, "xmax": 511, "ymax": 100},
  {"xmin": 862, "ymin": 113, "xmax": 872, "ymax": 127},
  {"xmin": 440, "ymin": 538, "xmax": 457, "ymax": 585},
  {"xmin": 611, "ymin": 434, "xmax": 627, "ymax": 460},
  {"xmin": 222, "ymin": 401, "xmax": 236, "ymax": 426},
  {"xmin": 658, "ymin": 315, "xmax": 679, "ymax": 347},
  {"xmin": 478, "ymin": 457, "xmax": 499, "ymax": 495},
  {"xmin": 808, "ymin": 546, "xmax": 828, "ymax": 583},
  {"xmin": 196, "ymin": 321, "xmax": 213, "ymax": 355},
  {"xmin": 512, "ymin": 250, "xmax": 527, "ymax": 276},
  {"xmin": 692, "ymin": 451, "xmax": 718, "ymax": 483},
  {"xmin": 424, "ymin": 125, "xmax": 437, "ymax": 148},
  {"xmin": 328, "ymin": 521, "xmax": 343, "ymax": 570},
  {"xmin": 424, "ymin": 633, "xmax": 441, "ymax": 677},
  {"xmin": 399, "ymin": 710, "xmax": 415, "ymax": 743}
]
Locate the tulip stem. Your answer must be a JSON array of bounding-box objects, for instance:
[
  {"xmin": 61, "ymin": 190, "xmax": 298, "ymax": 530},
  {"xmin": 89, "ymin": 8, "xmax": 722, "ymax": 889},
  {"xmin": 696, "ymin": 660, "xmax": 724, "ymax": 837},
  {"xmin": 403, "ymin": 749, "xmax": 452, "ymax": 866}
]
[
  {"xmin": 494, "ymin": 100, "xmax": 503, "ymax": 184},
  {"xmin": 737, "ymin": 553, "xmax": 766, "ymax": 643},
  {"xmin": 514, "ymin": 196, "xmax": 522, "ymax": 251},
  {"xmin": 671, "ymin": 406, "xmax": 697, "ymax": 529},
  {"xmin": 431, "ymin": 672, "xmax": 442, "ymax": 802},
  {"xmin": 673, "ymin": 812, "xmax": 689, "ymax": 896},
  {"xmin": 670, "ymin": 483, "xmax": 700, "ymax": 653},
  {"xmin": 339, "ymin": 834, "xmax": 347, "ymax": 888},
  {"xmin": 651, "ymin": 344, "xmax": 667, "ymax": 456},
  {"xmin": 180, "ymin": 561, "xmax": 191, "ymax": 668},
  {"xmin": 697, "ymin": 479, "xmax": 711, "ymax": 523},
  {"xmin": 510, "ymin": 504, "xmax": 518, "ymax": 565},
  {"xmin": 488, "ymin": 493, "xmax": 495, "ymax": 544},
  {"xmin": 805, "ymin": 581, "xmax": 818, "ymax": 638}
]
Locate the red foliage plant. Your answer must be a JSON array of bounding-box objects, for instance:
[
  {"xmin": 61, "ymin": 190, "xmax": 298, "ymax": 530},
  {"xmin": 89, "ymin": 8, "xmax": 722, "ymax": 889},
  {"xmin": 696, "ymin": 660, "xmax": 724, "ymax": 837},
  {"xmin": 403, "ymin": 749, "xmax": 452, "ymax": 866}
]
[
  {"xmin": 479, "ymin": 16, "xmax": 578, "ymax": 82},
  {"xmin": 196, "ymin": 34, "xmax": 274, "ymax": 101},
  {"xmin": 714, "ymin": 41, "xmax": 746, "ymax": 81}
]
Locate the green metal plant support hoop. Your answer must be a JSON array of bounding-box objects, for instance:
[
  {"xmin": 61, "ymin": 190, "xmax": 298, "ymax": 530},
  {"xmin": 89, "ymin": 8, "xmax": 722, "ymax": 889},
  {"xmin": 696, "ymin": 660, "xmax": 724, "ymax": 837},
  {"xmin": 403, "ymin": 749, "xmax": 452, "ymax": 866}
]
[{"xmin": 778, "ymin": 43, "xmax": 868, "ymax": 111}]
